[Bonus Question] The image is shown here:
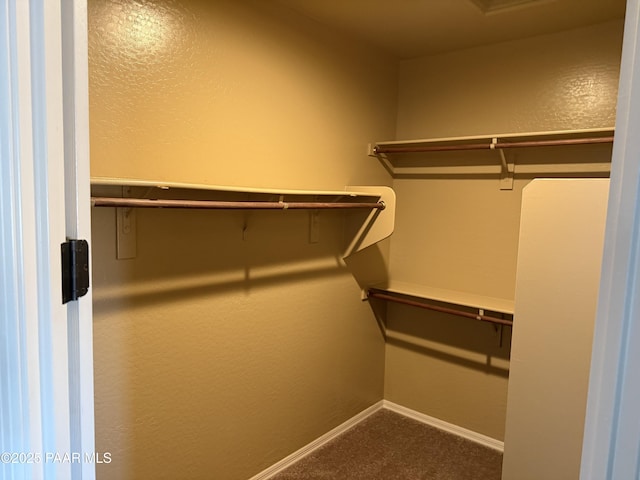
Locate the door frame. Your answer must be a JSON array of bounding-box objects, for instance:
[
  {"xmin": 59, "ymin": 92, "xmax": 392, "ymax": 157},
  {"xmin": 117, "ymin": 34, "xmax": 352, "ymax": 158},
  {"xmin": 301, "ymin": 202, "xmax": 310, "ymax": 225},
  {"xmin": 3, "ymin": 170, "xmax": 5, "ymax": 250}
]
[
  {"xmin": 61, "ymin": 0, "xmax": 96, "ymax": 478},
  {"xmin": 581, "ymin": 0, "xmax": 640, "ymax": 477},
  {"xmin": 0, "ymin": 0, "xmax": 94, "ymax": 479}
]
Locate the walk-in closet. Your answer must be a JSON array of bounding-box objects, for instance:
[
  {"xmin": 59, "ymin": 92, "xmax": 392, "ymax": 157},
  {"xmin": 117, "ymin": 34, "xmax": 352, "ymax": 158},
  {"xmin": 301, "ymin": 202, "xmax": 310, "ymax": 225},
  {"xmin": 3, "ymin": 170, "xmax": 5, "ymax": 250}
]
[{"xmin": 87, "ymin": 1, "xmax": 627, "ymax": 479}]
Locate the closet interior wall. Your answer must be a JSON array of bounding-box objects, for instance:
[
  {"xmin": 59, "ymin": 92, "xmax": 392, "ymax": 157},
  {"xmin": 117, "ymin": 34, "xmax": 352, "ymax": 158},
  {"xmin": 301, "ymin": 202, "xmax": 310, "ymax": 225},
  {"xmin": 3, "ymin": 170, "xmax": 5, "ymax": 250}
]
[
  {"xmin": 385, "ymin": 20, "xmax": 624, "ymax": 441},
  {"xmin": 89, "ymin": 0, "xmax": 625, "ymax": 476},
  {"xmin": 88, "ymin": 1, "xmax": 396, "ymax": 479}
]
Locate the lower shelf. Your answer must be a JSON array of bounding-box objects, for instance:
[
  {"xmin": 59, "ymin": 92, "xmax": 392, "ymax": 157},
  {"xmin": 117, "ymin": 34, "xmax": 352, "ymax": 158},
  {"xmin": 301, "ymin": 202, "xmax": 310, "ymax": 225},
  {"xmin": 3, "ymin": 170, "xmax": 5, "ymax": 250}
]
[{"xmin": 367, "ymin": 282, "xmax": 514, "ymax": 327}]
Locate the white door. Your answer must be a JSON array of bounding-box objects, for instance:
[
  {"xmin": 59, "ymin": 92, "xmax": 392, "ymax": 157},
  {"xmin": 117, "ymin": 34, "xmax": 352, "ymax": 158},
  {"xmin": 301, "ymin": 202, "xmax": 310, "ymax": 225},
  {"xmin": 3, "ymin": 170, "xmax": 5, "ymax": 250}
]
[{"xmin": 0, "ymin": 1, "xmax": 94, "ymax": 479}]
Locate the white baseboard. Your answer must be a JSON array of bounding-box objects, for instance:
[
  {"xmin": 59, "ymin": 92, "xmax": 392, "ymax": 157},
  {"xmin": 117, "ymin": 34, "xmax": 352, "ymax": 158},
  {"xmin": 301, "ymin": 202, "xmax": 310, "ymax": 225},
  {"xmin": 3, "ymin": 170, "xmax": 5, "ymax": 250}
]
[
  {"xmin": 382, "ymin": 400, "xmax": 504, "ymax": 452},
  {"xmin": 249, "ymin": 399, "xmax": 503, "ymax": 479},
  {"xmin": 248, "ymin": 401, "xmax": 385, "ymax": 480}
]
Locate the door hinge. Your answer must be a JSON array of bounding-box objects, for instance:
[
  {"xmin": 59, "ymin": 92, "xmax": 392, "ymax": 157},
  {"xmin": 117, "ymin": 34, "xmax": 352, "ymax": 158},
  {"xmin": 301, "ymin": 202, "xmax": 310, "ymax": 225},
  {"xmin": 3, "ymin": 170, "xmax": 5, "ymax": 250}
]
[{"xmin": 61, "ymin": 239, "xmax": 90, "ymax": 304}]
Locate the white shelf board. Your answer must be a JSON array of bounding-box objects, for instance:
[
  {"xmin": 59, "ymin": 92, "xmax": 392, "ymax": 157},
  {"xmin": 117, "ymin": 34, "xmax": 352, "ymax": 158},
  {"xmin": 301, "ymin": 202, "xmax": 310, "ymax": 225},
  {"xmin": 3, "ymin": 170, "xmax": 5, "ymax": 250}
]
[
  {"xmin": 371, "ymin": 281, "xmax": 514, "ymax": 315},
  {"xmin": 90, "ymin": 176, "xmax": 379, "ymax": 199},
  {"xmin": 90, "ymin": 177, "xmax": 396, "ymax": 258},
  {"xmin": 369, "ymin": 127, "xmax": 615, "ymax": 179},
  {"xmin": 371, "ymin": 127, "xmax": 615, "ymax": 150}
]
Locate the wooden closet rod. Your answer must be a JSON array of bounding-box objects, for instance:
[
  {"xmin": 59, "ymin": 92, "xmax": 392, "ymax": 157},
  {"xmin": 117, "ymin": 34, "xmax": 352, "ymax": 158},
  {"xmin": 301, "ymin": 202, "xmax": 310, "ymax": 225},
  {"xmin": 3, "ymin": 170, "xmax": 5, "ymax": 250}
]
[
  {"xmin": 373, "ymin": 135, "xmax": 614, "ymax": 155},
  {"xmin": 91, "ymin": 197, "xmax": 386, "ymax": 210},
  {"xmin": 367, "ymin": 291, "xmax": 513, "ymax": 327}
]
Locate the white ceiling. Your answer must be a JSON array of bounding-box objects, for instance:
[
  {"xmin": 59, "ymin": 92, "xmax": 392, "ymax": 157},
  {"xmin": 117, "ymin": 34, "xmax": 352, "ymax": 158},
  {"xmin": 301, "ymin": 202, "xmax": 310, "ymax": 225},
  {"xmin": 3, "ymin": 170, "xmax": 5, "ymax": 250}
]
[{"xmin": 275, "ymin": 0, "xmax": 627, "ymax": 59}]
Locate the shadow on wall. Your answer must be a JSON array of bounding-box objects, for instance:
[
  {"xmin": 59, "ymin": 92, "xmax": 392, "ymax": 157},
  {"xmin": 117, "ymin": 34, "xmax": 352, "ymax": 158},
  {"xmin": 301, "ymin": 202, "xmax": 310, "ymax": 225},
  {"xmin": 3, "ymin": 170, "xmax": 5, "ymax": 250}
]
[
  {"xmin": 90, "ymin": 201, "xmax": 389, "ymax": 480},
  {"xmin": 91, "ymin": 205, "xmax": 386, "ymax": 313},
  {"xmin": 373, "ymin": 299, "xmax": 511, "ymax": 378}
]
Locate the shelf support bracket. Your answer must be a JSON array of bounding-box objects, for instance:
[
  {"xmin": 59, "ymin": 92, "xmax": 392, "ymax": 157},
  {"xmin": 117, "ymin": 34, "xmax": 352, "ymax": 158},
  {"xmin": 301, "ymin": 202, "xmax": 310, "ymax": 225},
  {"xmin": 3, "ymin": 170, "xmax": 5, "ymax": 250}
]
[
  {"xmin": 492, "ymin": 138, "xmax": 514, "ymax": 190},
  {"xmin": 116, "ymin": 186, "xmax": 137, "ymax": 259},
  {"xmin": 309, "ymin": 209, "xmax": 320, "ymax": 244},
  {"xmin": 343, "ymin": 186, "xmax": 395, "ymax": 258}
]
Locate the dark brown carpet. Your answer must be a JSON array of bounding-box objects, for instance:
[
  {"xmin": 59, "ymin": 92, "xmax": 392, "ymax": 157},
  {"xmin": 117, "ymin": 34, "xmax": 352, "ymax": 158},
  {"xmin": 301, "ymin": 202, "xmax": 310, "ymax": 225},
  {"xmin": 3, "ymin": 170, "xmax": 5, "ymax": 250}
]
[{"xmin": 269, "ymin": 409, "xmax": 502, "ymax": 480}]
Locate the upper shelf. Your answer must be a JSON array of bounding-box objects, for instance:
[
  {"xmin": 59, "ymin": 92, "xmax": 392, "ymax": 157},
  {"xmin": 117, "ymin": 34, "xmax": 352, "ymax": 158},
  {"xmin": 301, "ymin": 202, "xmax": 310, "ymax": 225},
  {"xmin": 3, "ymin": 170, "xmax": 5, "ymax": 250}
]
[
  {"xmin": 90, "ymin": 177, "xmax": 396, "ymax": 257},
  {"xmin": 91, "ymin": 176, "xmax": 383, "ymax": 199},
  {"xmin": 369, "ymin": 127, "xmax": 615, "ymax": 179}
]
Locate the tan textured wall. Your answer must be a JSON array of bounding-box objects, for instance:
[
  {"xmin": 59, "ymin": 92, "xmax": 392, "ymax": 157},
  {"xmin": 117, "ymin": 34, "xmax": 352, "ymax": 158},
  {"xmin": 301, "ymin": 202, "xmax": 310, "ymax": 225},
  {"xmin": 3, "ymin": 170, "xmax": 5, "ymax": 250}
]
[
  {"xmin": 89, "ymin": 0, "xmax": 395, "ymax": 190},
  {"xmin": 396, "ymin": 21, "xmax": 623, "ymax": 139},
  {"xmin": 384, "ymin": 21, "xmax": 623, "ymax": 441},
  {"xmin": 88, "ymin": 1, "xmax": 397, "ymax": 479}
]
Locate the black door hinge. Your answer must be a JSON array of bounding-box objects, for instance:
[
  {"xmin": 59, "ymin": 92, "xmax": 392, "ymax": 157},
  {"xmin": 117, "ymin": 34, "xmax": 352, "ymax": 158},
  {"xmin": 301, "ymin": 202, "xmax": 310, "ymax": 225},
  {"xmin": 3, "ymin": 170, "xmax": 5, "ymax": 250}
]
[{"xmin": 61, "ymin": 239, "xmax": 90, "ymax": 304}]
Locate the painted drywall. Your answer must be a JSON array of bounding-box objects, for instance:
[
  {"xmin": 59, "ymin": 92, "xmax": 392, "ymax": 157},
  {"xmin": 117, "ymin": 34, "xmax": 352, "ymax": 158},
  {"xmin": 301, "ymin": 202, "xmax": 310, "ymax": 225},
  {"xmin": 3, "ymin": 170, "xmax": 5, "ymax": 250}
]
[
  {"xmin": 88, "ymin": 1, "xmax": 397, "ymax": 479},
  {"xmin": 89, "ymin": 0, "xmax": 395, "ymax": 191},
  {"xmin": 396, "ymin": 20, "xmax": 623, "ymax": 139},
  {"xmin": 384, "ymin": 21, "xmax": 623, "ymax": 441},
  {"xmin": 501, "ymin": 179, "xmax": 609, "ymax": 479}
]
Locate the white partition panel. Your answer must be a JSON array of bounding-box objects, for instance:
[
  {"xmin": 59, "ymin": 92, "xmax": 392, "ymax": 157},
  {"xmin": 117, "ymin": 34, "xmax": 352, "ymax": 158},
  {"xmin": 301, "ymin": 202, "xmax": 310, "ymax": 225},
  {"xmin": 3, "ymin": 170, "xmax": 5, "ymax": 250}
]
[{"xmin": 502, "ymin": 179, "xmax": 609, "ymax": 480}]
